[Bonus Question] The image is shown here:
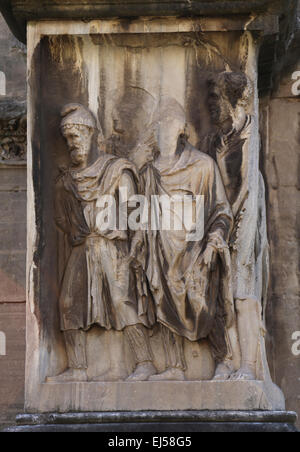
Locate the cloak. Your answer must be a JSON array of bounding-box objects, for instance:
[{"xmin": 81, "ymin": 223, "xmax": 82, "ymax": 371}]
[
  {"xmin": 55, "ymin": 152, "xmax": 155, "ymax": 332},
  {"xmin": 144, "ymin": 144, "xmax": 234, "ymax": 357}
]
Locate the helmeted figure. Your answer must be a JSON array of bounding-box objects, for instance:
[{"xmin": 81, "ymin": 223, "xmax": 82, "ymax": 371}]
[{"xmin": 47, "ymin": 103, "xmax": 157, "ymax": 383}]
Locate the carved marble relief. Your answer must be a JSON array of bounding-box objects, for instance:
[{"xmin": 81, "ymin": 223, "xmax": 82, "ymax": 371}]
[
  {"xmin": 20, "ymin": 25, "xmax": 276, "ymax": 399},
  {"xmin": 205, "ymin": 72, "xmax": 270, "ymax": 381},
  {"xmin": 47, "ymin": 80, "xmax": 268, "ymax": 384},
  {"xmin": 48, "ymin": 104, "xmax": 157, "ymax": 383}
]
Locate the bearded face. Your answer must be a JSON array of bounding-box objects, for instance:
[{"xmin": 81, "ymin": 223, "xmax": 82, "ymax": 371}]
[
  {"xmin": 207, "ymin": 84, "xmax": 233, "ymax": 134},
  {"xmin": 62, "ymin": 124, "xmax": 94, "ymax": 168}
]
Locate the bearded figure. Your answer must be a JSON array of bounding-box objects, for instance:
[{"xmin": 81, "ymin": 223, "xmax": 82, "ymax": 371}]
[
  {"xmin": 47, "ymin": 103, "xmax": 158, "ymax": 383},
  {"xmin": 205, "ymin": 72, "xmax": 270, "ymax": 381}
]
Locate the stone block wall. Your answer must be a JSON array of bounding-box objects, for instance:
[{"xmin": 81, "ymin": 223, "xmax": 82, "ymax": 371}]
[
  {"xmin": 261, "ymin": 20, "xmax": 300, "ymax": 427},
  {"xmin": 0, "ymin": 14, "xmax": 26, "ymax": 428}
]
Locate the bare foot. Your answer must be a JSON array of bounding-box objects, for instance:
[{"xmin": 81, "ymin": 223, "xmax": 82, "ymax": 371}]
[
  {"xmin": 230, "ymin": 365, "xmax": 256, "ymax": 381},
  {"xmin": 90, "ymin": 369, "xmax": 128, "ymax": 382},
  {"xmin": 213, "ymin": 363, "xmax": 233, "ymax": 381},
  {"xmin": 126, "ymin": 363, "xmax": 157, "ymax": 382},
  {"xmin": 46, "ymin": 368, "xmax": 88, "ymax": 383},
  {"xmin": 149, "ymin": 368, "xmax": 185, "ymax": 381}
]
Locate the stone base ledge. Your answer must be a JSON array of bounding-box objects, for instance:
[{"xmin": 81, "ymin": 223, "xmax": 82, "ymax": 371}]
[
  {"xmin": 24, "ymin": 380, "xmax": 285, "ymax": 413},
  {"xmin": 3, "ymin": 410, "xmax": 298, "ymax": 432}
]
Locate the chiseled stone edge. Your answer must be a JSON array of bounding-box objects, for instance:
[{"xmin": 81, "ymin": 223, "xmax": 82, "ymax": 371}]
[
  {"xmin": 15, "ymin": 410, "xmax": 298, "ymax": 426},
  {"xmin": 2, "ymin": 410, "xmax": 297, "ymax": 432}
]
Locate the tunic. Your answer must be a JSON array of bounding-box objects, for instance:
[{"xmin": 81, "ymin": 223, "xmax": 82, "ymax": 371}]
[
  {"xmin": 205, "ymin": 116, "xmax": 269, "ymax": 314},
  {"xmin": 145, "ymin": 143, "xmax": 233, "ymax": 349},
  {"xmin": 55, "ymin": 152, "xmax": 155, "ymax": 332}
]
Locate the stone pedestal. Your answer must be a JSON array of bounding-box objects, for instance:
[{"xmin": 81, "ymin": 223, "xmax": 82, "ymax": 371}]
[
  {"xmin": 3, "ymin": 411, "xmax": 298, "ymax": 433},
  {"xmin": 22, "ymin": 380, "xmax": 286, "ymax": 413}
]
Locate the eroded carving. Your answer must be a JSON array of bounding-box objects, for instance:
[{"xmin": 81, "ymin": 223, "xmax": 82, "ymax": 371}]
[
  {"xmin": 47, "ymin": 104, "xmax": 158, "ymax": 383},
  {"xmin": 0, "ymin": 115, "xmax": 27, "ymax": 162},
  {"xmin": 206, "ymin": 71, "xmax": 270, "ymax": 381},
  {"xmin": 48, "ymin": 95, "xmax": 240, "ymax": 383},
  {"xmin": 129, "ymin": 97, "xmax": 236, "ymax": 381},
  {"xmin": 48, "ymin": 70, "xmax": 272, "ymax": 385}
]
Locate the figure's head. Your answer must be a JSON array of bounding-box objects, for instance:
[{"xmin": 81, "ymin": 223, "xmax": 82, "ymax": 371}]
[
  {"xmin": 111, "ymin": 86, "xmax": 157, "ymax": 157},
  {"xmin": 160, "ymin": 97, "xmax": 186, "ymax": 134},
  {"xmin": 207, "ymin": 72, "xmax": 253, "ymax": 131},
  {"xmin": 60, "ymin": 104, "xmax": 97, "ymax": 168},
  {"xmin": 154, "ymin": 97, "xmax": 187, "ymax": 151}
]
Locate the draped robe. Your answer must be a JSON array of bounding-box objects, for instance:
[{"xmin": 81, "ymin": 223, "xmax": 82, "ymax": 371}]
[
  {"xmin": 55, "ymin": 152, "xmax": 155, "ymax": 332},
  {"xmin": 144, "ymin": 143, "xmax": 233, "ymax": 355}
]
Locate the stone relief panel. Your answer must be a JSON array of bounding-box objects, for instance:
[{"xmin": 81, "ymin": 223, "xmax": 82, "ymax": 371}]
[
  {"xmin": 30, "ymin": 29, "xmax": 277, "ymax": 392},
  {"xmin": 0, "ymin": 114, "xmax": 27, "ymax": 162},
  {"xmin": 47, "ymin": 100, "xmax": 235, "ymax": 384}
]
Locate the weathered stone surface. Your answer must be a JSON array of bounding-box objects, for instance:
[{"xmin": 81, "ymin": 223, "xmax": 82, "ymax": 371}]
[
  {"xmin": 0, "ymin": 14, "xmax": 27, "ymax": 162},
  {"xmin": 0, "ymin": 167, "xmax": 27, "ymax": 190},
  {"xmin": 0, "ymin": 14, "xmax": 26, "ymax": 97},
  {"xmin": 0, "ymin": 99, "xmax": 26, "ymax": 120},
  {"xmin": 0, "ymin": 168, "xmax": 26, "ymax": 302},
  {"xmin": 14, "ymin": 410, "xmax": 299, "ymax": 425},
  {"xmin": 21, "ymin": 15, "xmax": 286, "ymax": 416},
  {"xmin": 1, "ymin": 0, "xmax": 296, "ymax": 45},
  {"xmin": 0, "ymin": 253, "xmax": 26, "ymax": 302},
  {"xmin": 260, "ymin": 38, "xmax": 300, "ymax": 427},
  {"xmin": 0, "ymin": 0, "xmax": 299, "ymax": 430},
  {"xmin": 0, "ymin": 182, "xmax": 26, "ymax": 302},
  {"xmin": 4, "ymin": 410, "xmax": 298, "ymax": 432},
  {"xmin": 0, "ymin": 191, "xmax": 26, "ymax": 224},
  {"xmin": 4, "ymin": 421, "xmax": 298, "ymax": 432},
  {"xmin": 0, "ymin": 303, "xmax": 25, "ymax": 428},
  {"xmin": 0, "ymin": 13, "xmax": 27, "ymax": 427},
  {"xmin": 0, "ymin": 114, "xmax": 27, "ymax": 162},
  {"xmin": 25, "ymin": 381, "xmax": 285, "ymax": 413},
  {"xmin": 0, "ymin": 224, "xmax": 26, "ymax": 253}
]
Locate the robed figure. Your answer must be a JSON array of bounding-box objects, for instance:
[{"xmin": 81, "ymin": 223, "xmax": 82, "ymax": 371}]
[
  {"xmin": 48, "ymin": 104, "xmax": 157, "ymax": 383},
  {"xmin": 130, "ymin": 98, "xmax": 235, "ymax": 381}
]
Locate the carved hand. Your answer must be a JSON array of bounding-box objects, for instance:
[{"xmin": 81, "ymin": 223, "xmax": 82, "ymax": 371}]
[
  {"xmin": 131, "ymin": 132, "xmax": 158, "ymax": 170},
  {"xmin": 203, "ymin": 232, "xmax": 229, "ymax": 271},
  {"xmin": 202, "ymin": 244, "xmax": 217, "ymax": 271},
  {"xmin": 208, "ymin": 232, "xmax": 228, "ymax": 251},
  {"xmin": 128, "ymin": 232, "xmax": 144, "ymax": 268}
]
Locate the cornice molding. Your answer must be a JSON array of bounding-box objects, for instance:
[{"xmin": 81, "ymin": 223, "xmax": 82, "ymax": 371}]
[{"xmin": 0, "ymin": 0, "xmax": 285, "ymax": 43}]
